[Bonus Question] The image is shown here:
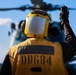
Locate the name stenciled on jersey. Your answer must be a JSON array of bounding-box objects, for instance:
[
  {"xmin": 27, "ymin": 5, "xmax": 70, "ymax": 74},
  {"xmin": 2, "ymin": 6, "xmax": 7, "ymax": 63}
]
[{"xmin": 18, "ymin": 45, "xmax": 54, "ymax": 65}]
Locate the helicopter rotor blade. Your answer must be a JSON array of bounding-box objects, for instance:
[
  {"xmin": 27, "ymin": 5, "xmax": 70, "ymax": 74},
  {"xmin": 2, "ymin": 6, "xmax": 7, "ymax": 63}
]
[
  {"xmin": 49, "ymin": 4, "xmax": 76, "ymax": 11},
  {"xmin": 0, "ymin": 5, "xmax": 34, "ymax": 11},
  {"xmin": 0, "ymin": 7, "xmax": 22, "ymax": 11},
  {"xmin": 68, "ymin": 8, "xmax": 76, "ymax": 10},
  {"xmin": 48, "ymin": 7, "xmax": 76, "ymax": 11},
  {"xmin": 0, "ymin": 4, "xmax": 76, "ymax": 11},
  {"xmin": 0, "ymin": 7, "xmax": 25, "ymax": 11}
]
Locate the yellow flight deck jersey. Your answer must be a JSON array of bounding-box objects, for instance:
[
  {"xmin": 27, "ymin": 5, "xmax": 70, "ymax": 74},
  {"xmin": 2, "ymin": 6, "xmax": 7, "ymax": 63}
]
[{"xmin": 8, "ymin": 38, "xmax": 68, "ymax": 75}]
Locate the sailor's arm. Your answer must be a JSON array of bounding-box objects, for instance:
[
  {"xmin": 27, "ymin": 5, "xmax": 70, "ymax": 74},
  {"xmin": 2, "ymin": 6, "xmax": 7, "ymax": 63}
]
[
  {"xmin": 59, "ymin": 6, "xmax": 76, "ymax": 63},
  {"xmin": 0, "ymin": 54, "xmax": 12, "ymax": 75}
]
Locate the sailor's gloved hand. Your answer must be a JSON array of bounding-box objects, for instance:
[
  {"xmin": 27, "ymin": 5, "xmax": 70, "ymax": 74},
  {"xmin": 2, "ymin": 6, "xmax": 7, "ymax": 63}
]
[{"xmin": 59, "ymin": 6, "xmax": 69, "ymax": 25}]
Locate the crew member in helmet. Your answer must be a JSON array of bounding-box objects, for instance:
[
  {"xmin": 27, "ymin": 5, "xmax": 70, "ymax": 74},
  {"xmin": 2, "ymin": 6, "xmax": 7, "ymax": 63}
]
[{"xmin": 0, "ymin": 9, "xmax": 76, "ymax": 75}]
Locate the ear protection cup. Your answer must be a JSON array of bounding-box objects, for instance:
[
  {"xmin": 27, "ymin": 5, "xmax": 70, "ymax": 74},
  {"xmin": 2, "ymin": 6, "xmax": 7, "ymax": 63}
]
[
  {"xmin": 48, "ymin": 23, "xmax": 53, "ymax": 36},
  {"xmin": 48, "ymin": 23, "xmax": 60, "ymax": 37}
]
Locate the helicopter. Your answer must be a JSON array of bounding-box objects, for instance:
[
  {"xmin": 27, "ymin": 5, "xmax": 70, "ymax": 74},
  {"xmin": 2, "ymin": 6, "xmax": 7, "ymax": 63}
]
[
  {"xmin": 0, "ymin": 0, "xmax": 76, "ymax": 74},
  {"xmin": 0, "ymin": 0, "xmax": 75, "ymax": 46}
]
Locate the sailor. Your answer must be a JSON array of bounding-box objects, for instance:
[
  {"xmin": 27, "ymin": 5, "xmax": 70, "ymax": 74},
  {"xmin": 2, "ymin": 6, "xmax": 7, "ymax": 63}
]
[{"xmin": 0, "ymin": 8, "xmax": 76, "ymax": 75}]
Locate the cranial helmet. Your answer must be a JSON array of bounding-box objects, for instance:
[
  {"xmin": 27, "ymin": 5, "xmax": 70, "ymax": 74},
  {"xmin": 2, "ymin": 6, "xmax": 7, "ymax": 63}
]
[{"xmin": 22, "ymin": 9, "xmax": 52, "ymax": 38}]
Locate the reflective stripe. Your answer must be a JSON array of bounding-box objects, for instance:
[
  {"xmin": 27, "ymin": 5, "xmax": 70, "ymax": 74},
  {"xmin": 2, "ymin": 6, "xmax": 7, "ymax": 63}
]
[{"xmin": 18, "ymin": 45, "xmax": 54, "ymax": 55}]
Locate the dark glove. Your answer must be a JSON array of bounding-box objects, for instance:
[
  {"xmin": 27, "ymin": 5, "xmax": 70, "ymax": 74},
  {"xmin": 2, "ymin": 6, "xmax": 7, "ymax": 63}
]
[{"xmin": 59, "ymin": 6, "xmax": 69, "ymax": 25}]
